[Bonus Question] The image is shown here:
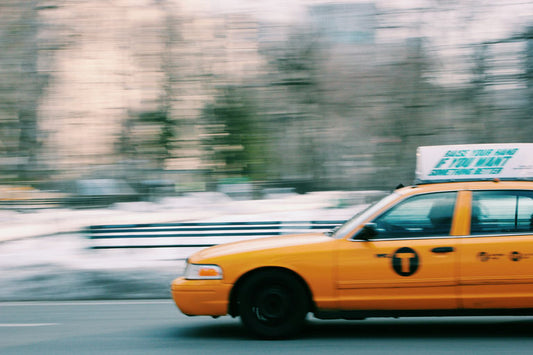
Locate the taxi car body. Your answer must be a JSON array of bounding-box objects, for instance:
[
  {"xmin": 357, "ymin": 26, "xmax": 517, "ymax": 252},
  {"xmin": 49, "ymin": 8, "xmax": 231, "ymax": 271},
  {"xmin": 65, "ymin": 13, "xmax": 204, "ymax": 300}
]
[{"xmin": 171, "ymin": 144, "xmax": 533, "ymax": 338}]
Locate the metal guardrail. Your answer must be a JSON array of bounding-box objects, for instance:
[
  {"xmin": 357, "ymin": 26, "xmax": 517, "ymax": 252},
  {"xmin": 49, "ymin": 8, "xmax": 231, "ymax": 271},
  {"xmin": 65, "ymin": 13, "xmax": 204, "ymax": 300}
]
[
  {"xmin": 85, "ymin": 220, "xmax": 346, "ymax": 249},
  {"xmin": 0, "ymin": 198, "xmax": 63, "ymax": 210}
]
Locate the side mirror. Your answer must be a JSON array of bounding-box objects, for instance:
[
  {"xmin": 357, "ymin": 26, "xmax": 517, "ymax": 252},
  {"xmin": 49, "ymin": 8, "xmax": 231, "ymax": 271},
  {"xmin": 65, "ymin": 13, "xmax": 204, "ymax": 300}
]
[{"xmin": 357, "ymin": 223, "xmax": 378, "ymax": 241}]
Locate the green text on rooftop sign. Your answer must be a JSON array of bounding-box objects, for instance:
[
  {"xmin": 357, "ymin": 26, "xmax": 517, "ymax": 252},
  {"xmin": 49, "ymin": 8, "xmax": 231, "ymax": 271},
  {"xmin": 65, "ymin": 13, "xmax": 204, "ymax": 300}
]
[{"xmin": 429, "ymin": 148, "xmax": 518, "ymax": 177}]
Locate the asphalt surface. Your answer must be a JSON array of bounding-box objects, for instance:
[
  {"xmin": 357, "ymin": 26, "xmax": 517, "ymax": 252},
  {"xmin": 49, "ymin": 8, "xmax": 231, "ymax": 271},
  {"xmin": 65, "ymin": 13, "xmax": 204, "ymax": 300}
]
[{"xmin": 1, "ymin": 300, "xmax": 533, "ymax": 354}]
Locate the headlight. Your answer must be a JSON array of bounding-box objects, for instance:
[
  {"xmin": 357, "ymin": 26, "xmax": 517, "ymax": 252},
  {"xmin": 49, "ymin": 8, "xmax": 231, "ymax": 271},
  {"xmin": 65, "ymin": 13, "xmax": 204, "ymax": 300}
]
[{"xmin": 184, "ymin": 263, "xmax": 223, "ymax": 280}]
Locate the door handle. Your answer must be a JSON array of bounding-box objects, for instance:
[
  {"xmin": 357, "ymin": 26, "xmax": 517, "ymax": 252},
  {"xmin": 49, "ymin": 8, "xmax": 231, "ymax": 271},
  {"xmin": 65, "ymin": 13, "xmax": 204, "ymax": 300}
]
[{"xmin": 431, "ymin": 247, "xmax": 455, "ymax": 253}]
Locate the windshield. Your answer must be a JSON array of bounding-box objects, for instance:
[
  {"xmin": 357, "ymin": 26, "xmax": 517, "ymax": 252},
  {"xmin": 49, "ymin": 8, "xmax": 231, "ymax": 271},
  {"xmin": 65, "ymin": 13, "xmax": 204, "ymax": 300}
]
[{"xmin": 330, "ymin": 192, "xmax": 400, "ymax": 239}]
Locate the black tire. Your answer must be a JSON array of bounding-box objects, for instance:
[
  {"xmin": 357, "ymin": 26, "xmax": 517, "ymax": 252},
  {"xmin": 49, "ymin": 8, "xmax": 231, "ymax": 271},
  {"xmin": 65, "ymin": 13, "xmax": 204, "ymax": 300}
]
[{"xmin": 238, "ymin": 270, "xmax": 309, "ymax": 339}]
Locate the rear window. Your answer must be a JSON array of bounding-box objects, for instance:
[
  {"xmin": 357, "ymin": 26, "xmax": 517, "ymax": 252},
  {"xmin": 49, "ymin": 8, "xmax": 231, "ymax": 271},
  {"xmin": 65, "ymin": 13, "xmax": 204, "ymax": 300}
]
[{"xmin": 471, "ymin": 190, "xmax": 533, "ymax": 235}]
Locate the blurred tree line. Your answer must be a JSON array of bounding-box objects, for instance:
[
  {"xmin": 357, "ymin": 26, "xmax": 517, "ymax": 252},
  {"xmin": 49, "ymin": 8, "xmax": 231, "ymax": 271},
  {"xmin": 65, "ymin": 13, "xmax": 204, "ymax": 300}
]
[
  {"xmin": 0, "ymin": 1, "xmax": 532, "ymax": 193},
  {"xmin": 199, "ymin": 22, "xmax": 533, "ymax": 191},
  {"xmin": 0, "ymin": 1, "xmax": 49, "ymax": 182}
]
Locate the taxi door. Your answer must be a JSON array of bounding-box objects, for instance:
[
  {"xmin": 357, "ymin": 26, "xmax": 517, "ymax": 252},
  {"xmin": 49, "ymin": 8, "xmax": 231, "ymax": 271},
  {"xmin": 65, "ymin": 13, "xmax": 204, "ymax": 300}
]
[
  {"xmin": 459, "ymin": 190, "xmax": 533, "ymax": 309},
  {"xmin": 337, "ymin": 191, "xmax": 462, "ymax": 311}
]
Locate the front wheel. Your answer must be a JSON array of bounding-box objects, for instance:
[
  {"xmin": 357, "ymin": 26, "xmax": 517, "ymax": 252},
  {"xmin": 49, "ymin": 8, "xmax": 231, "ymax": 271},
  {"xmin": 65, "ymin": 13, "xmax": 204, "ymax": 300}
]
[{"xmin": 238, "ymin": 270, "xmax": 309, "ymax": 339}]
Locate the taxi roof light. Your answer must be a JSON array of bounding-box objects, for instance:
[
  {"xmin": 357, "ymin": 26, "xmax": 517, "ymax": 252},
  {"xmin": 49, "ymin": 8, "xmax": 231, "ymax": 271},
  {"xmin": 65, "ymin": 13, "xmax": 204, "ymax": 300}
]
[{"xmin": 415, "ymin": 143, "xmax": 533, "ymax": 184}]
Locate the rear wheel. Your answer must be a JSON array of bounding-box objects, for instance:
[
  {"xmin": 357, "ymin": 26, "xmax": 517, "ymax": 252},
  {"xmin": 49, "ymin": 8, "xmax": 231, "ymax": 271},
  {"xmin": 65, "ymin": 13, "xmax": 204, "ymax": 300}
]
[{"xmin": 238, "ymin": 270, "xmax": 309, "ymax": 339}]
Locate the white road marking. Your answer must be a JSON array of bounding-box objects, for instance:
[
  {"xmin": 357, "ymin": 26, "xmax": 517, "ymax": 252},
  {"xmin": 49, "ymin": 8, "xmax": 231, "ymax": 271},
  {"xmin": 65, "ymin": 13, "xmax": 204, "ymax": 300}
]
[
  {"xmin": 0, "ymin": 300, "xmax": 172, "ymax": 307},
  {"xmin": 0, "ymin": 323, "xmax": 59, "ymax": 327}
]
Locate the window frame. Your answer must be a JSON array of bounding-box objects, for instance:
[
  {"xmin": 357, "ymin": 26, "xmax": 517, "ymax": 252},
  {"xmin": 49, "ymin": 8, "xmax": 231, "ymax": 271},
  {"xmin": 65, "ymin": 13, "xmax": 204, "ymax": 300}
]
[
  {"xmin": 469, "ymin": 189, "xmax": 533, "ymax": 237},
  {"xmin": 362, "ymin": 191, "xmax": 459, "ymax": 241}
]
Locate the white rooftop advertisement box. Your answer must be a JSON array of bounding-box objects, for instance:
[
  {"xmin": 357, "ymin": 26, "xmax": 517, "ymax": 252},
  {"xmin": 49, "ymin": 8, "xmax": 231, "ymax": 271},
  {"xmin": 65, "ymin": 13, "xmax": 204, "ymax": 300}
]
[{"xmin": 415, "ymin": 143, "xmax": 533, "ymax": 183}]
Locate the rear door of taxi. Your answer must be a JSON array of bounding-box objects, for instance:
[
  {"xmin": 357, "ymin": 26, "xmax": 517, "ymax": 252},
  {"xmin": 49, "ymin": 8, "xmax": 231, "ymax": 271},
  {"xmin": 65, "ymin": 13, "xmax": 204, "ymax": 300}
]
[
  {"xmin": 459, "ymin": 188, "xmax": 533, "ymax": 309},
  {"xmin": 337, "ymin": 191, "xmax": 460, "ymax": 311}
]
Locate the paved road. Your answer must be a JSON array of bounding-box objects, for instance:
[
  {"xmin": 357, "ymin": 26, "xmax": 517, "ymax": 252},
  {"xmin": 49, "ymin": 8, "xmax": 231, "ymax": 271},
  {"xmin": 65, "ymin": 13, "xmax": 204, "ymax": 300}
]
[{"xmin": 1, "ymin": 300, "xmax": 533, "ymax": 354}]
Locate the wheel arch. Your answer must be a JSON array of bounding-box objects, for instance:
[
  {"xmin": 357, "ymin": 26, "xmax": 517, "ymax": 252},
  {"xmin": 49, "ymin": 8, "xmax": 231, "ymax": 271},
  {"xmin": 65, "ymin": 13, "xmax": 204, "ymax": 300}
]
[{"xmin": 228, "ymin": 266, "xmax": 315, "ymax": 317}]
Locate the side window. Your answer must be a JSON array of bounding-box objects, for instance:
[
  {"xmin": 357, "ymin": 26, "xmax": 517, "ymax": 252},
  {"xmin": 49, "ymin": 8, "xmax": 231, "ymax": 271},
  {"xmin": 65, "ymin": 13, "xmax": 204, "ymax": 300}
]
[
  {"xmin": 371, "ymin": 192, "xmax": 457, "ymax": 239},
  {"xmin": 471, "ymin": 190, "xmax": 533, "ymax": 235}
]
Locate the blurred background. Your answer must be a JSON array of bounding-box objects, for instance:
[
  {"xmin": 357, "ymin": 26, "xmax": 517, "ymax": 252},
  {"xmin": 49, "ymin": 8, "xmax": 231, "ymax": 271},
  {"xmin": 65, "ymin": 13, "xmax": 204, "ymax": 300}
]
[{"xmin": 1, "ymin": 0, "xmax": 532, "ymax": 207}]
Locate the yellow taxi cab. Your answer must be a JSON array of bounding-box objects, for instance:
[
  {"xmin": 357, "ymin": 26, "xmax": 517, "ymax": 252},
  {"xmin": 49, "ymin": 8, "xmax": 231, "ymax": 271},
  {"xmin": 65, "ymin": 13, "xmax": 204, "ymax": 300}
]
[{"xmin": 171, "ymin": 143, "xmax": 533, "ymax": 339}]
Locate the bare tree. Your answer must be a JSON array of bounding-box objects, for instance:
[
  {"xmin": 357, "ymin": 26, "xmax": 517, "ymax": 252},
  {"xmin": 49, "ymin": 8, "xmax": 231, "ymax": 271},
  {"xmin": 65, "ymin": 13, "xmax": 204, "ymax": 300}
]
[{"xmin": 0, "ymin": 1, "xmax": 48, "ymax": 182}]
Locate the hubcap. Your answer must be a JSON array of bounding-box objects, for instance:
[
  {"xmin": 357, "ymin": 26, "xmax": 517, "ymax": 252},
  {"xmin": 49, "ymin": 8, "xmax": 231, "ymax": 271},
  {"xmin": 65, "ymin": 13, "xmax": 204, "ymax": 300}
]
[{"xmin": 254, "ymin": 286, "xmax": 290, "ymax": 322}]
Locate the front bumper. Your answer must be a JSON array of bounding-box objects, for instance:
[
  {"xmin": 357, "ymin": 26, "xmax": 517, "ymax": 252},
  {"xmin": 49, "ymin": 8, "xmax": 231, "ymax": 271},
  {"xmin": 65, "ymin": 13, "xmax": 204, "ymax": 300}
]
[{"xmin": 171, "ymin": 277, "xmax": 232, "ymax": 316}]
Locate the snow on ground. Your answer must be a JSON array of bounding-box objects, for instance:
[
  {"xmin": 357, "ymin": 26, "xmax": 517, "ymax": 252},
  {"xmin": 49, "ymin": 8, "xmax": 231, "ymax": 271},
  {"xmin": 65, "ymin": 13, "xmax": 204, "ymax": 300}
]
[
  {"xmin": 1, "ymin": 190, "xmax": 382, "ymax": 242},
  {"xmin": 0, "ymin": 190, "xmax": 384, "ymax": 301}
]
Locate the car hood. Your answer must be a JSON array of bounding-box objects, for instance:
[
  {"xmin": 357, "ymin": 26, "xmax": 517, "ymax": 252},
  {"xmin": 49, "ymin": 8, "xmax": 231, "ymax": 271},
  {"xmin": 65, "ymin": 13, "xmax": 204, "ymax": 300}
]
[{"xmin": 189, "ymin": 232, "xmax": 331, "ymax": 262}]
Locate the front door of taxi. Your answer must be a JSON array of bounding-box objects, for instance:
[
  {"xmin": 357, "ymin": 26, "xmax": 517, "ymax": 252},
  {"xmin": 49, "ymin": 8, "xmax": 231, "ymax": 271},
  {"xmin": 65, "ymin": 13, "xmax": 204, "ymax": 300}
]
[{"xmin": 337, "ymin": 192, "xmax": 460, "ymax": 311}]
